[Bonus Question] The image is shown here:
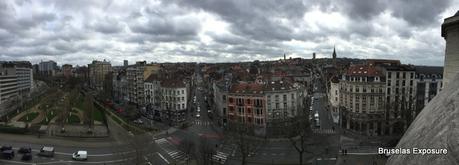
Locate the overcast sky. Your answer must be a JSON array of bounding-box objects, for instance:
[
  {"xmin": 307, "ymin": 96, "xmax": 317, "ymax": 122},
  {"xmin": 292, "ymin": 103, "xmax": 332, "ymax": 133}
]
[{"xmin": 0, "ymin": 0, "xmax": 458, "ymax": 66}]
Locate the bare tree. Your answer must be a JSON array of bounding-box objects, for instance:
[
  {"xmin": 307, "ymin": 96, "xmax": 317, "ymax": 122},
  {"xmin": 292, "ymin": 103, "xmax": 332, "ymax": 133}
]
[
  {"xmin": 285, "ymin": 96, "xmax": 312, "ymax": 165},
  {"xmin": 225, "ymin": 121, "xmax": 262, "ymax": 165},
  {"xmin": 197, "ymin": 136, "xmax": 216, "ymax": 165},
  {"xmin": 179, "ymin": 138, "xmax": 196, "ymax": 165},
  {"xmin": 84, "ymin": 94, "xmax": 94, "ymax": 132}
]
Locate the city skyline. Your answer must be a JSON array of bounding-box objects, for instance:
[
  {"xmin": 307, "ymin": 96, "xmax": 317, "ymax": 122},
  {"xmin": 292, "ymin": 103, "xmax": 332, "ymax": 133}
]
[{"xmin": 1, "ymin": 0, "xmax": 458, "ymax": 66}]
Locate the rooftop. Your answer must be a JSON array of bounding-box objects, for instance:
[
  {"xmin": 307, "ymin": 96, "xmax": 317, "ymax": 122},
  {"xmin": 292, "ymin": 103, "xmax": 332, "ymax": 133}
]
[{"xmin": 346, "ymin": 64, "xmax": 383, "ymax": 77}]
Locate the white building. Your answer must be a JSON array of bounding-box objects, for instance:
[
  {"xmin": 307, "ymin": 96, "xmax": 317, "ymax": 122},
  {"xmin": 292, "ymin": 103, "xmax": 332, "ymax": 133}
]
[
  {"xmin": 144, "ymin": 75, "xmax": 189, "ymax": 124},
  {"xmin": 0, "ymin": 61, "xmax": 33, "ymax": 117}
]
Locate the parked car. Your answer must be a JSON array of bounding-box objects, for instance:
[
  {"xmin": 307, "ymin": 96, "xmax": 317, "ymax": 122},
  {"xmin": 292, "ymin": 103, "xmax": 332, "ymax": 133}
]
[
  {"xmin": 21, "ymin": 153, "xmax": 32, "ymax": 161},
  {"xmin": 18, "ymin": 147, "xmax": 31, "ymax": 154},
  {"xmin": 133, "ymin": 119, "xmax": 144, "ymax": 124},
  {"xmin": 2, "ymin": 150, "xmax": 14, "ymax": 160},
  {"xmin": 72, "ymin": 150, "xmax": 88, "ymax": 161},
  {"xmin": 0, "ymin": 146, "xmax": 12, "ymax": 152},
  {"xmin": 38, "ymin": 146, "xmax": 54, "ymax": 157},
  {"xmin": 196, "ymin": 113, "xmax": 200, "ymax": 118}
]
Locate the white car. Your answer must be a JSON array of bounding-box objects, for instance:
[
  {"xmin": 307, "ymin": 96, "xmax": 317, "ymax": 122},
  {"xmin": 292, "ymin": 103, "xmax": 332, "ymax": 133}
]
[
  {"xmin": 197, "ymin": 106, "xmax": 201, "ymax": 112},
  {"xmin": 314, "ymin": 113, "xmax": 319, "ymax": 119},
  {"xmin": 72, "ymin": 150, "xmax": 87, "ymax": 161},
  {"xmin": 196, "ymin": 113, "xmax": 200, "ymax": 118}
]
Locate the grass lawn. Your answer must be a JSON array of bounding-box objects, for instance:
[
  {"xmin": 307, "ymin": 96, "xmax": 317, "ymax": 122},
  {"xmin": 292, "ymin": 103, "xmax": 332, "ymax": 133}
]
[
  {"xmin": 41, "ymin": 110, "xmax": 57, "ymax": 124},
  {"xmin": 93, "ymin": 108, "xmax": 105, "ymax": 122},
  {"xmin": 18, "ymin": 112, "xmax": 39, "ymax": 122},
  {"xmin": 67, "ymin": 114, "xmax": 81, "ymax": 124}
]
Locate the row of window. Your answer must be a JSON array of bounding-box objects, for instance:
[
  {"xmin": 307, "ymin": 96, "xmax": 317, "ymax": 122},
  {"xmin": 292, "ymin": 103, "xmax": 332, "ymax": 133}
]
[
  {"xmin": 267, "ymin": 94, "xmax": 295, "ymax": 101},
  {"xmin": 387, "ymin": 71, "xmax": 414, "ymax": 79}
]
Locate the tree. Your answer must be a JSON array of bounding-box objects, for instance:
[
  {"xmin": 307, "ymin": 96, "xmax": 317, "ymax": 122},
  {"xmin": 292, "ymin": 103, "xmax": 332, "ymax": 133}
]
[
  {"xmin": 224, "ymin": 121, "xmax": 262, "ymax": 165},
  {"xmin": 83, "ymin": 94, "xmax": 95, "ymax": 132},
  {"xmin": 286, "ymin": 96, "xmax": 312, "ymax": 165},
  {"xmin": 179, "ymin": 138, "xmax": 196, "ymax": 165},
  {"xmin": 197, "ymin": 136, "xmax": 216, "ymax": 165}
]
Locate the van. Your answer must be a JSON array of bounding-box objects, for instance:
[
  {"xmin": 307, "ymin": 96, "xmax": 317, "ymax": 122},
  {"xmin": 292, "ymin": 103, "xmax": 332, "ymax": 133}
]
[
  {"xmin": 38, "ymin": 146, "xmax": 54, "ymax": 157},
  {"xmin": 72, "ymin": 150, "xmax": 88, "ymax": 161}
]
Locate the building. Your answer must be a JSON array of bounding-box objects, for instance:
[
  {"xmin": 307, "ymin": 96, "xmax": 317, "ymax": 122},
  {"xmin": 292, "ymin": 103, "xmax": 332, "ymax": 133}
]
[
  {"xmin": 0, "ymin": 61, "xmax": 33, "ymax": 117},
  {"xmin": 441, "ymin": 11, "xmax": 459, "ymax": 88},
  {"xmin": 414, "ymin": 66, "xmax": 443, "ymax": 114},
  {"xmin": 377, "ymin": 62, "xmax": 416, "ymax": 134},
  {"xmin": 339, "ymin": 64, "xmax": 386, "ymax": 136},
  {"xmin": 126, "ymin": 61, "xmax": 160, "ymax": 106},
  {"xmin": 113, "ymin": 69, "xmax": 128, "ymax": 102},
  {"xmin": 62, "ymin": 64, "xmax": 73, "ymax": 79},
  {"xmin": 88, "ymin": 60, "xmax": 112, "ymax": 91},
  {"xmin": 38, "ymin": 60, "xmax": 57, "ymax": 76},
  {"xmin": 144, "ymin": 75, "xmax": 189, "ymax": 124},
  {"xmin": 223, "ymin": 80, "xmax": 305, "ymax": 137}
]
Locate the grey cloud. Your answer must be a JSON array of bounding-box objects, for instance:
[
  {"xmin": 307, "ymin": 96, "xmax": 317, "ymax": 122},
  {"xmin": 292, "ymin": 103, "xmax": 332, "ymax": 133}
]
[
  {"xmin": 87, "ymin": 17, "xmax": 124, "ymax": 34},
  {"xmin": 389, "ymin": 0, "xmax": 453, "ymax": 26}
]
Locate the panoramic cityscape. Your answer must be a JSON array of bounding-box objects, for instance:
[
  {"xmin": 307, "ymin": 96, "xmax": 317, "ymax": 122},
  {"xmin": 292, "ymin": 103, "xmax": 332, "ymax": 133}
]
[{"xmin": 0, "ymin": 1, "xmax": 458, "ymax": 165}]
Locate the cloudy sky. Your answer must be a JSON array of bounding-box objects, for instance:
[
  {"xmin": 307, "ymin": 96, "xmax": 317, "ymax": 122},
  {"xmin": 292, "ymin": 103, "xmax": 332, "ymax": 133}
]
[{"xmin": 0, "ymin": 0, "xmax": 458, "ymax": 66}]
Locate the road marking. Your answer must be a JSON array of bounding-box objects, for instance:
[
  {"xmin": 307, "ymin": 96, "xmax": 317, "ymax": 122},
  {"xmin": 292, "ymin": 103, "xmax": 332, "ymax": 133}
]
[
  {"xmin": 0, "ymin": 157, "xmax": 134, "ymax": 164},
  {"xmin": 157, "ymin": 152, "xmax": 170, "ymax": 164},
  {"xmin": 24, "ymin": 148, "xmax": 135, "ymax": 157}
]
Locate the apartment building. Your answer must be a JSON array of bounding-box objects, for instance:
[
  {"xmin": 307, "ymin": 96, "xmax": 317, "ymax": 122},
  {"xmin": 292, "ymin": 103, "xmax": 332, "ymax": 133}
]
[{"xmin": 88, "ymin": 60, "xmax": 112, "ymax": 91}]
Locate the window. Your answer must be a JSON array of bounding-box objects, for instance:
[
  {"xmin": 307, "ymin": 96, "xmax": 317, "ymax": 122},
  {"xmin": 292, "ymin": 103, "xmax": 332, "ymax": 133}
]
[
  {"xmin": 410, "ymin": 73, "xmax": 414, "ymax": 79},
  {"xmin": 403, "ymin": 72, "xmax": 406, "ymax": 79},
  {"xmin": 396, "ymin": 72, "xmax": 400, "ymax": 78},
  {"xmin": 388, "ymin": 81, "xmax": 391, "ymax": 86},
  {"xmin": 256, "ymin": 109, "xmax": 263, "ymax": 115},
  {"xmin": 246, "ymin": 99, "xmax": 251, "ymax": 104},
  {"xmin": 291, "ymin": 94, "xmax": 295, "ymax": 99},
  {"xmin": 402, "ymin": 81, "xmax": 405, "ymax": 86},
  {"xmin": 275, "ymin": 103, "xmax": 279, "ymax": 109},
  {"xmin": 283, "ymin": 103, "xmax": 287, "ymax": 108},
  {"xmin": 182, "ymin": 104, "xmax": 185, "ymax": 109},
  {"xmin": 283, "ymin": 94, "xmax": 287, "ymax": 101},
  {"xmin": 388, "ymin": 72, "xmax": 391, "ymax": 78},
  {"xmin": 238, "ymin": 108, "xmax": 244, "ymax": 114},
  {"xmin": 182, "ymin": 90, "xmax": 184, "ymax": 94}
]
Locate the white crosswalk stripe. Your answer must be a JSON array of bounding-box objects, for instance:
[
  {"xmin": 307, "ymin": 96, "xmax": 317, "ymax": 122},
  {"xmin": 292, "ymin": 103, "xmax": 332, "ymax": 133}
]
[
  {"xmin": 312, "ymin": 128, "xmax": 336, "ymax": 134},
  {"xmin": 155, "ymin": 138, "xmax": 188, "ymax": 161},
  {"xmin": 211, "ymin": 144, "xmax": 236, "ymax": 164},
  {"xmin": 192, "ymin": 119, "xmax": 212, "ymax": 126}
]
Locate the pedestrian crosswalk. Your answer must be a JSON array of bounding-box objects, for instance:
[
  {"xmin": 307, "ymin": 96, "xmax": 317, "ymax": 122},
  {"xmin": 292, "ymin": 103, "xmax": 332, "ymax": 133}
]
[
  {"xmin": 211, "ymin": 144, "xmax": 235, "ymax": 164},
  {"xmin": 312, "ymin": 128, "xmax": 336, "ymax": 134},
  {"xmin": 212, "ymin": 151, "xmax": 230, "ymax": 164},
  {"xmin": 154, "ymin": 138, "xmax": 188, "ymax": 161},
  {"xmin": 192, "ymin": 119, "xmax": 212, "ymax": 126}
]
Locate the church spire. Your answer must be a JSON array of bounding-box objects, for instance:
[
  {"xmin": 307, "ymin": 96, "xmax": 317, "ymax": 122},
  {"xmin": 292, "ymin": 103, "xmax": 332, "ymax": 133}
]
[
  {"xmin": 332, "ymin": 46, "xmax": 337, "ymax": 67},
  {"xmin": 332, "ymin": 46, "xmax": 337, "ymax": 59}
]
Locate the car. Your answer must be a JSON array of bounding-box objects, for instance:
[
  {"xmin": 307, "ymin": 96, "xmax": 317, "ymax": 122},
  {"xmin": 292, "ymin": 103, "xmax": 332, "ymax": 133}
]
[
  {"xmin": 133, "ymin": 119, "xmax": 143, "ymax": 124},
  {"xmin": 2, "ymin": 149, "xmax": 14, "ymax": 160},
  {"xmin": 315, "ymin": 120, "xmax": 320, "ymax": 127},
  {"xmin": 314, "ymin": 113, "xmax": 319, "ymax": 118},
  {"xmin": 197, "ymin": 106, "xmax": 201, "ymax": 112},
  {"xmin": 38, "ymin": 146, "xmax": 54, "ymax": 157},
  {"xmin": 18, "ymin": 147, "xmax": 31, "ymax": 154},
  {"xmin": 0, "ymin": 146, "xmax": 12, "ymax": 152},
  {"xmin": 196, "ymin": 113, "xmax": 200, "ymax": 118},
  {"xmin": 72, "ymin": 150, "xmax": 88, "ymax": 161},
  {"xmin": 309, "ymin": 106, "xmax": 313, "ymax": 111},
  {"xmin": 21, "ymin": 153, "xmax": 32, "ymax": 161}
]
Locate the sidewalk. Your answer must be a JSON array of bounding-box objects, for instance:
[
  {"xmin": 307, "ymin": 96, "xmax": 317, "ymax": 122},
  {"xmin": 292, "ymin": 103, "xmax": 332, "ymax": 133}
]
[{"xmin": 0, "ymin": 132, "xmax": 116, "ymax": 148}]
